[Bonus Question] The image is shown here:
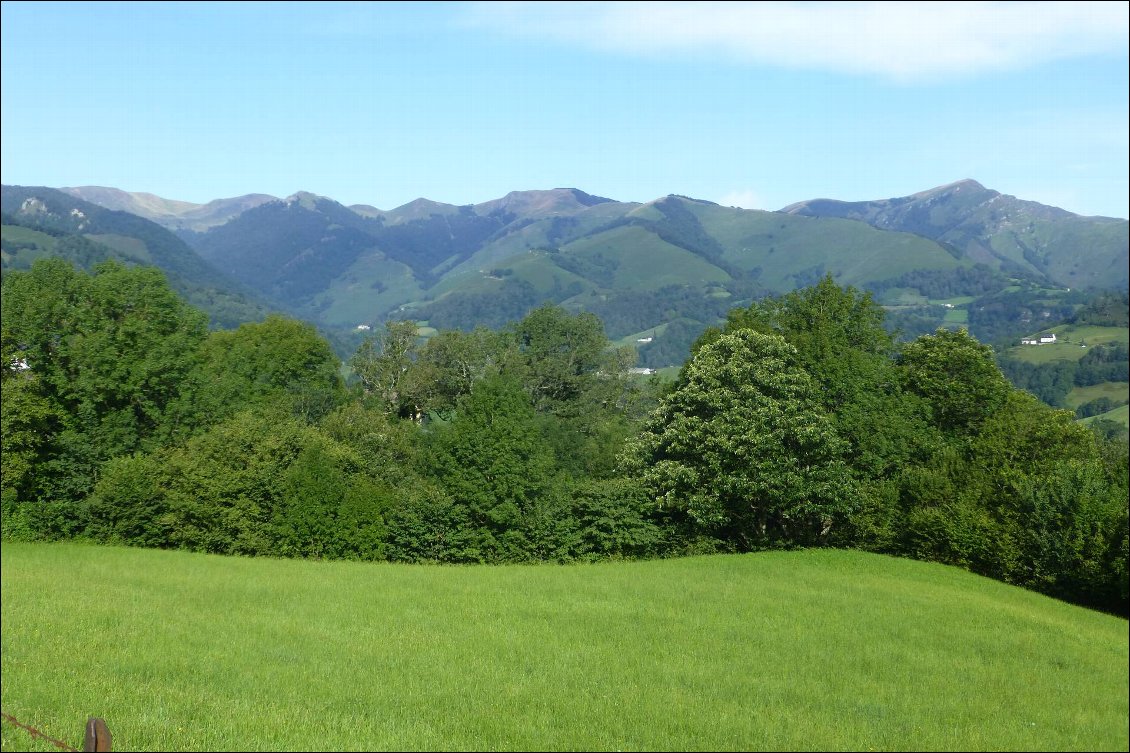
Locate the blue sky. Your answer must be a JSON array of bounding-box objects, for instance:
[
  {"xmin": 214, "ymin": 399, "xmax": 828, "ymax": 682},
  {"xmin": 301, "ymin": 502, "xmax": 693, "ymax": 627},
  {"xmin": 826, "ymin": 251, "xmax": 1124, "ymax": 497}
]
[{"xmin": 2, "ymin": 1, "xmax": 1127, "ymax": 218}]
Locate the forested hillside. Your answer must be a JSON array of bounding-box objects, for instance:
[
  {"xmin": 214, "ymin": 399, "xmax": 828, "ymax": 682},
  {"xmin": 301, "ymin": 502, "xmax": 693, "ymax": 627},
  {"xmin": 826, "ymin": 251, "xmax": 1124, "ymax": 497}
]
[
  {"xmin": 3, "ymin": 260, "xmax": 1126, "ymax": 615},
  {"xmin": 1, "ymin": 185, "xmax": 270, "ymax": 328}
]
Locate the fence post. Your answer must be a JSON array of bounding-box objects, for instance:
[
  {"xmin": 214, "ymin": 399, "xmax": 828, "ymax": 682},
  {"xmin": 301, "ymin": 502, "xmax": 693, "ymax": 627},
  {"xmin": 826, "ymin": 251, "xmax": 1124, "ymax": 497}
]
[{"xmin": 82, "ymin": 718, "xmax": 111, "ymax": 752}]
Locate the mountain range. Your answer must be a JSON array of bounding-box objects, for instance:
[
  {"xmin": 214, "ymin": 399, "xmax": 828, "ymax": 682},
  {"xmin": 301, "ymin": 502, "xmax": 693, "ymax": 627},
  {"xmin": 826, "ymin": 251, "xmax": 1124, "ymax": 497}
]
[{"xmin": 3, "ymin": 180, "xmax": 1127, "ymax": 364}]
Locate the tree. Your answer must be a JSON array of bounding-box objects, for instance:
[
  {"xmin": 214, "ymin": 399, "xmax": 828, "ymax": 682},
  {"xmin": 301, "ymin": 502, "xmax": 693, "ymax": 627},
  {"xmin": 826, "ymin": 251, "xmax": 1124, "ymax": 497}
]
[
  {"xmin": 697, "ymin": 274, "xmax": 930, "ymax": 479},
  {"xmin": 424, "ymin": 374, "xmax": 558, "ymax": 561},
  {"xmin": 508, "ymin": 304, "xmax": 634, "ymax": 417},
  {"xmin": 349, "ymin": 320, "xmax": 421, "ymax": 417},
  {"xmin": 166, "ymin": 313, "xmax": 345, "ymax": 439},
  {"xmin": 89, "ymin": 412, "xmax": 380, "ymax": 559},
  {"xmin": 623, "ymin": 330, "xmax": 856, "ymax": 549},
  {"xmin": 896, "ymin": 328, "xmax": 1013, "ymax": 435},
  {"xmin": 398, "ymin": 326, "xmax": 511, "ymax": 418},
  {"xmin": 0, "ymin": 369, "xmax": 66, "ymax": 538},
  {"xmin": 1, "ymin": 258, "xmax": 208, "ymax": 508}
]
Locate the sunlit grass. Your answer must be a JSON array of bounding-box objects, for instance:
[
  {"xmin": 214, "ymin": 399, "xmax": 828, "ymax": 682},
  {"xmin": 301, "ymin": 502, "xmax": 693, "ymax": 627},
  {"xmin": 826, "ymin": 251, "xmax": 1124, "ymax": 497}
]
[
  {"xmin": 1065, "ymin": 382, "xmax": 1130, "ymax": 409},
  {"xmin": 2, "ymin": 543, "xmax": 1126, "ymax": 752}
]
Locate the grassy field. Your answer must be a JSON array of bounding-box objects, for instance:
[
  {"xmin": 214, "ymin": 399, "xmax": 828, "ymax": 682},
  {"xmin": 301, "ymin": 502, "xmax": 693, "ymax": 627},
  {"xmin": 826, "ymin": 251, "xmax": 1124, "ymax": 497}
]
[
  {"xmin": 2, "ymin": 543, "xmax": 1127, "ymax": 752},
  {"xmin": 942, "ymin": 307, "xmax": 969, "ymax": 324},
  {"xmin": 0, "ymin": 224, "xmax": 56, "ymax": 267},
  {"xmin": 1064, "ymin": 382, "xmax": 1130, "ymax": 410},
  {"xmin": 1005, "ymin": 325, "xmax": 1129, "ymax": 364}
]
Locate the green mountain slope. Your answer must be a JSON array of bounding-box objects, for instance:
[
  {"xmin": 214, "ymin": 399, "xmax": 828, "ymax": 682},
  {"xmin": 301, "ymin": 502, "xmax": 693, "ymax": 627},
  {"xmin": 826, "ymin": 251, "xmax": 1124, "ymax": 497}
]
[
  {"xmin": 422, "ymin": 194, "xmax": 968, "ymax": 352},
  {"xmin": 781, "ymin": 179, "xmax": 1129, "ymax": 289},
  {"xmin": 1, "ymin": 185, "xmax": 270, "ymax": 328}
]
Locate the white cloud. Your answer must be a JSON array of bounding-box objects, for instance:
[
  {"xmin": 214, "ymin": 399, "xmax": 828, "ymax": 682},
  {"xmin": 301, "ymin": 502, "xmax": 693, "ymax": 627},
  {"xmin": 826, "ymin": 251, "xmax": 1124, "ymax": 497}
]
[
  {"xmin": 463, "ymin": 1, "xmax": 1129, "ymax": 82},
  {"xmin": 717, "ymin": 189, "xmax": 765, "ymax": 209}
]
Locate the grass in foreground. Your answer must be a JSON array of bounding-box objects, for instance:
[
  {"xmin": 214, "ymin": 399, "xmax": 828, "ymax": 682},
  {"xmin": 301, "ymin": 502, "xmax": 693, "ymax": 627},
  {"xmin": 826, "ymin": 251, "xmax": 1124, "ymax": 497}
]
[{"xmin": 1, "ymin": 543, "xmax": 1127, "ymax": 752}]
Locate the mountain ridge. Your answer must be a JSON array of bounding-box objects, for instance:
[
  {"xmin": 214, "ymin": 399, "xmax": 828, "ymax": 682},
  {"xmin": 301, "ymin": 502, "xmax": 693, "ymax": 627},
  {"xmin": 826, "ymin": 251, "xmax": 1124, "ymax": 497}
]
[
  {"xmin": 59, "ymin": 185, "xmax": 277, "ymax": 231},
  {"xmin": 781, "ymin": 179, "xmax": 1125, "ymax": 289},
  {"xmin": 9, "ymin": 180, "xmax": 1127, "ymax": 366}
]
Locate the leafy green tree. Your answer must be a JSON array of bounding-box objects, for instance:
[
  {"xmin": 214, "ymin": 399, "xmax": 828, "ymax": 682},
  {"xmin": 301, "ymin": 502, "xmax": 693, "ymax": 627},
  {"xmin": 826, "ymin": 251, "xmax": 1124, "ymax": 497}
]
[
  {"xmin": 508, "ymin": 304, "xmax": 635, "ymax": 417},
  {"xmin": 1009, "ymin": 459, "xmax": 1128, "ymax": 611},
  {"xmin": 318, "ymin": 402, "xmax": 421, "ymax": 483},
  {"xmin": 349, "ymin": 320, "xmax": 420, "ymax": 416},
  {"xmin": 0, "ymin": 367, "xmax": 67, "ymax": 539},
  {"xmin": 896, "ymin": 445, "xmax": 1003, "ymax": 574},
  {"xmin": 623, "ymin": 330, "xmax": 856, "ymax": 549},
  {"xmin": 84, "ymin": 452, "xmax": 170, "ymax": 547},
  {"xmin": 398, "ymin": 326, "xmax": 511, "ymax": 418},
  {"xmin": 1, "ymin": 258, "xmax": 208, "ymax": 512},
  {"xmin": 896, "ymin": 327, "xmax": 1013, "ymax": 435},
  {"xmin": 504, "ymin": 305, "xmax": 639, "ymax": 482},
  {"xmin": 966, "ymin": 391, "xmax": 1128, "ymax": 608},
  {"xmin": 275, "ymin": 441, "xmax": 368, "ymax": 559},
  {"xmin": 695, "ymin": 274, "xmax": 932, "ymax": 481},
  {"xmin": 90, "ymin": 411, "xmax": 310, "ymax": 555},
  {"xmin": 0, "ymin": 364, "xmax": 63, "ymax": 503},
  {"xmin": 567, "ymin": 478, "xmax": 662, "ymax": 560},
  {"xmin": 424, "ymin": 373, "xmax": 558, "ymax": 561},
  {"xmin": 166, "ymin": 313, "xmax": 345, "ymax": 439},
  {"xmin": 382, "ymin": 483, "xmax": 477, "ymax": 563},
  {"xmin": 89, "ymin": 411, "xmax": 383, "ymax": 559}
]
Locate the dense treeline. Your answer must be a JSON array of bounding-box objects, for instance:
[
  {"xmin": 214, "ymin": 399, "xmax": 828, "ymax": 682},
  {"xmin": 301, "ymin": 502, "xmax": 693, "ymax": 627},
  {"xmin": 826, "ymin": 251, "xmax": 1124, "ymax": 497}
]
[
  {"xmin": 3, "ymin": 260, "xmax": 1127, "ymax": 615},
  {"xmin": 870, "ymin": 264, "xmax": 1014, "ymax": 300},
  {"xmin": 1072, "ymin": 292, "xmax": 1130, "ymax": 328}
]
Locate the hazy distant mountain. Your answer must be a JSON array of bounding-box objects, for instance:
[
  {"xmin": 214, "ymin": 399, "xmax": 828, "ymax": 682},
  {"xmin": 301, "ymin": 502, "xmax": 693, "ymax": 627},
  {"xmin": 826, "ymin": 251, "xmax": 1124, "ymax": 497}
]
[
  {"xmin": 780, "ymin": 179, "xmax": 1129, "ymax": 290},
  {"xmin": 1, "ymin": 185, "xmax": 270, "ymax": 327},
  {"xmin": 350, "ymin": 188, "xmax": 614, "ymax": 225},
  {"xmin": 59, "ymin": 186, "xmax": 276, "ymax": 232}
]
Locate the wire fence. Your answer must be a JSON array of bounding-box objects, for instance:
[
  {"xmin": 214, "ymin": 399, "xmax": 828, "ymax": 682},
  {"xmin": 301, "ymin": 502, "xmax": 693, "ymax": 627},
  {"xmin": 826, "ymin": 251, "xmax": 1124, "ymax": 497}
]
[{"xmin": 0, "ymin": 711, "xmax": 111, "ymax": 752}]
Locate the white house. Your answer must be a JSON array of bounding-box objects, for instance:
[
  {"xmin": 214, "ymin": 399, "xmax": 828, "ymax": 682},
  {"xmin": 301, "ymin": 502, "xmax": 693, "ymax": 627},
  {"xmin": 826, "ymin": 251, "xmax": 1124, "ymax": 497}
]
[{"xmin": 1039, "ymin": 333, "xmax": 1057, "ymax": 344}]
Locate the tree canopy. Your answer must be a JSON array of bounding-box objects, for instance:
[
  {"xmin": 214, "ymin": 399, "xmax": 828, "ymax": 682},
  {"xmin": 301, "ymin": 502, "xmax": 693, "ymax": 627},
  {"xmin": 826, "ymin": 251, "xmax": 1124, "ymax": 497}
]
[
  {"xmin": 624, "ymin": 330, "xmax": 856, "ymax": 549},
  {"xmin": 2, "ymin": 260, "xmax": 1126, "ymax": 615}
]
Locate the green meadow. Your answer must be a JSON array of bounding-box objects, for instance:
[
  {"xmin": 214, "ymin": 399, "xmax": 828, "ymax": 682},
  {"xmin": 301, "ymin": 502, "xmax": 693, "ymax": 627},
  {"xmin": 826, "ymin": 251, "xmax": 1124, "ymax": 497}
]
[
  {"xmin": 2, "ymin": 543, "xmax": 1127, "ymax": 752},
  {"xmin": 0, "ymin": 225, "xmax": 56, "ymax": 268},
  {"xmin": 1065, "ymin": 382, "xmax": 1130, "ymax": 410},
  {"xmin": 1005, "ymin": 325, "xmax": 1129, "ymax": 365}
]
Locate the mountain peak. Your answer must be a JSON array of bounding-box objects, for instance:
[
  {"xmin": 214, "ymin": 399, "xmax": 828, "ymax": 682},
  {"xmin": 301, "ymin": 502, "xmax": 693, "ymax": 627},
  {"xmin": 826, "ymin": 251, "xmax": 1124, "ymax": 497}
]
[
  {"xmin": 474, "ymin": 188, "xmax": 615, "ymax": 219},
  {"xmin": 911, "ymin": 179, "xmax": 992, "ymax": 200},
  {"xmin": 949, "ymin": 178, "xmax": 985, "ymax": 190},
  {"xmin": 284, "ymin": 190, "xmax": 325, "ymax": 205}
]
